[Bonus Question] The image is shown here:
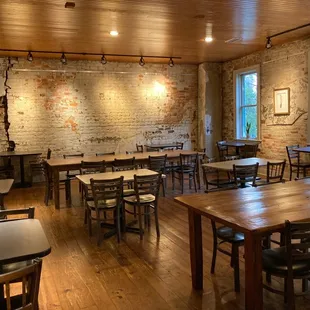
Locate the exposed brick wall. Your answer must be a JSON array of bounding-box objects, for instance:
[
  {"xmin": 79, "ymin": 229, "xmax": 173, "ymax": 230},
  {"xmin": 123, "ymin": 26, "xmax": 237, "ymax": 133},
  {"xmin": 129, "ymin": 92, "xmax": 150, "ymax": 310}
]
[
  {"xmin": 2, "ymin": 58, "xmax": 197, "ymax": 159},
  {"xmin": 222, "ymin": 38, "xmax": 309, "ymax": 160}
]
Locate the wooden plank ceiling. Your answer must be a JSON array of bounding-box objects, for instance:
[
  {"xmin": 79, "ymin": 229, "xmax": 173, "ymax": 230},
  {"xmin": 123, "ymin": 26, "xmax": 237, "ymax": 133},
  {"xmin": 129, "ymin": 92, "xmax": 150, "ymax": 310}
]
[{"xmin": 0, "ymin": 0, "xmax": 310, "ymax": 64}]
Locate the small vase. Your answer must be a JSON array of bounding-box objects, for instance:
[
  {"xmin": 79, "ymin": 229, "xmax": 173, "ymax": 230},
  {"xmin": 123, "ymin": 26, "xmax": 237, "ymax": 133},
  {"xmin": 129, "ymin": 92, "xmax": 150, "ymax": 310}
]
[{"xmin": 246, "ymin": 133, "xmax": 250, "ymax": 139}]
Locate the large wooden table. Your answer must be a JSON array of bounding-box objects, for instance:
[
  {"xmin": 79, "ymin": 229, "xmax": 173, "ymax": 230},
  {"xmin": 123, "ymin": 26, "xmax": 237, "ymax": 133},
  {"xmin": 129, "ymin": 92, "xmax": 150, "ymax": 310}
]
[
  {"xmin": 175, "ymin": 179, "xmax": 310, "ymax": 310},
  {"xmin": 47, "ymin": 150, "xmax": 200, "ymax": 209},
  {"xmin": 0, "ymin": 151, "xmax": 42, "ymax": 187},
  {"xmin": 202, "ymin": 157, "xmax": 281, "ymax": 171}
]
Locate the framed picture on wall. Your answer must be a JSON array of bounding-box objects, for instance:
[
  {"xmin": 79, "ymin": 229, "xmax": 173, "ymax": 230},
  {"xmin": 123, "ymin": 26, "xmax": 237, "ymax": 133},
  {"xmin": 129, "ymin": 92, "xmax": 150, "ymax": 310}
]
[{"xmin": 274, "ymin": 88, "xmax": 290, "ymax": 115}]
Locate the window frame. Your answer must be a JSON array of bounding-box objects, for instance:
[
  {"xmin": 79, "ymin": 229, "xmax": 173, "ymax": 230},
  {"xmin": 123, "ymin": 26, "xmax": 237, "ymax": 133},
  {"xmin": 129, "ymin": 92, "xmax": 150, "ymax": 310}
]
[{"xmin": 233, "ymin": 65, "xmax": 261, "ymax": 140}]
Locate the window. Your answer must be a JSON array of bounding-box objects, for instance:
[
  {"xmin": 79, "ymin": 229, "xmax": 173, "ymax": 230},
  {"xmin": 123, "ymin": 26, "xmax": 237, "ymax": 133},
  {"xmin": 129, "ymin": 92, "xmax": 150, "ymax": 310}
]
[{"xmin": 234, "ymin": 66, "xmax": 260, "ymax": 140}]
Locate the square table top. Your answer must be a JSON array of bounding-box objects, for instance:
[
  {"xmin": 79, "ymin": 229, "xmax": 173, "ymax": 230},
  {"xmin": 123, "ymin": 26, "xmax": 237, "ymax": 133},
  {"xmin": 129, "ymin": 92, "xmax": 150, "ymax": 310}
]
[
  {"xmin": 76, "ymin": 168, "xmax": 159, "ymax": 185},
  {"xmin": 0, "ymin": 219, "xmax": 51, "ymax": 264},
  {"xmin": 175, "ymin": 178, "xmax": 310, "ymax": 234},
  {"xmin": 202, "ymin": 157, "xmax": 282, "ymax": 171}
]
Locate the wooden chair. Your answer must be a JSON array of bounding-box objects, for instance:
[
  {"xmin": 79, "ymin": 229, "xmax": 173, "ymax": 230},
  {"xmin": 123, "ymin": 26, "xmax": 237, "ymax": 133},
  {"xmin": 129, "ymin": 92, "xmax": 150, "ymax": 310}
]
[
  {"xmin": 262, "ymin": 220, "xmax": 310, "ymax": 309},
  {"xmin": 286, "ymin": 145, "xmax": 310, "ymax": 180},
  {"xmin": 63, "ymin": 153, "xmax": 84, "ymax": 178},
  {"xmin": 43, "ymin": 161, "xmax": 71, "ymax": 206},
  {"xmin": 216, "ymin": 141, "xmax": 236, "ymax": 161},
  {"xmin": 112, "ymin": 158, "xmax": 136, "ymax": 197},
  {"xmin": 146, "ymin": 147, "xmax": 159, "ymax": 152},
  {"xmin": 211, "ymin": 220, "xmax": 244, "ymax": 292},
  {"xmin": 0, "ymin": 166, "xmax": 14, "ymax": 180},
  {"xmin": 87, "ymin": 177, "xmax": 124, "ymax": 245},
  {"xmin": 123, "ymin": 174, "xmax": 161, "ymax": 240},
  {"xmin": 233, "ymin": 163, "xmax": 259, "ymax": 187},
  {"xmin": 239, "ymin": 144, "xmax": 258, "ymax": 158},
  {"xmin": 256, "ymin": 160, "xmax": 286, "ymax": 186},
  {"xmin": 172, "ymin": 153, "xmax": 198, "ymax": 193},
  {"xmin": 148, "ymin": 155, "xmax": 167, "ymax": 197},
  {"xmin": 96, "ymin": 152, "xmax": 115, "ymax": 156},
  {"xmin": 30, "ymin": 148, "xmax": 52, "ymax": 184},
  {"xmin": 136, "ymin": 144, "xmax": 143, "ymax": 152},
  {"xmin": 80, "ymin": 160, "xmax": 106, "ymax": 223},
  {"xmin": 0, "ymin": 207, "xmax": 35, "ymax": 221},
  {"xmin": 0, "ymin": 259, "xmax": 42, "ymax": 310}
]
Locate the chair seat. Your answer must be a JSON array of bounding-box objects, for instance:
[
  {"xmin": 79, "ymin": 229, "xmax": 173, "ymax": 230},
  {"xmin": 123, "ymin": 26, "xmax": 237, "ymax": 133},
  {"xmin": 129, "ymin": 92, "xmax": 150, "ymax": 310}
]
[
  {"xmin": 175, "ymin": 166, "xmax": 195, "ymax": 173},
  {"xmin": 216, "ymin": 226, "xmax": 245, "ymax": 243},
  {"xmin": 87, "ymin": 199, "xmax": 117, "ymax": 209},
  {"xmin": 123, "ymin": 194, "xmax": 155, "ymax": 204},
  {"xmin": 263, "ymin": 247, "xmax": 310, "ymax": 276}
]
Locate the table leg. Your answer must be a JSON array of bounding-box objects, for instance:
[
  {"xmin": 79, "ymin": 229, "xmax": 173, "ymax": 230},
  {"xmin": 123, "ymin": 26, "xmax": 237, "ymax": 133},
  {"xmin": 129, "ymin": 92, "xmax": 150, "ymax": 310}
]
[
  {"xmin": 188, "ymin": 208, "xmax": 203, "ymax": 290},
  {"xmin": 53, "ymin": 168, "xmax": 60, "ymax": 210},
  {"xmin": 19, "ymin": 155, "xmax": 25, "ymax": 186},
  {"xmin": 244, "ymin": 233, "xmax": 263, "ymax": 310}
]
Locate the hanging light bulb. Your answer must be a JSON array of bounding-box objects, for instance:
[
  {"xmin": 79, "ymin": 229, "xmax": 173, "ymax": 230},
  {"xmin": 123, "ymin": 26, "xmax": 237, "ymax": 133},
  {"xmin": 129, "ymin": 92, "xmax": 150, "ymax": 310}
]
[
  {"xmin": 266, "ymin": 37, "xmax": 272, "ymax": 49},
  {"xmin": 60, "ymin": 53, "xmax": 67, "ymax": 65},
  {"xmin": 101, "ymin": 55, "xmax": 107, "ymax": 64},
  {"xmin": 168, "ymin": 57, "xmax": 174, "ymax": 67},
  {"xmin": 139, "ymin": 56, "xmax": 145, "ymax": 66},
  {"xmin": 27, "ymin": 51, "xmax": 33, "ymax": 62}
]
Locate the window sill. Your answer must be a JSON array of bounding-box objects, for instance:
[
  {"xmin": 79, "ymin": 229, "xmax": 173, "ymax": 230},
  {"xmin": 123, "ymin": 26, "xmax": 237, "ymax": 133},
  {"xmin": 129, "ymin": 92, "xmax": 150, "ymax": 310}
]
[{"xmin": 235, "ymin": 138, "xmax": 262, "ymax": 144}]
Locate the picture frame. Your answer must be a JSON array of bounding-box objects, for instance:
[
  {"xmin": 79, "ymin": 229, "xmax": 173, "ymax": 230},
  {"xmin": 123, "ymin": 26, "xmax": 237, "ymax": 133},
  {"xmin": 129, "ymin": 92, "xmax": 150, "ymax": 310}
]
[{"xmin": 274, "ymin": 88, "xmax": 290, "ymax": 115}]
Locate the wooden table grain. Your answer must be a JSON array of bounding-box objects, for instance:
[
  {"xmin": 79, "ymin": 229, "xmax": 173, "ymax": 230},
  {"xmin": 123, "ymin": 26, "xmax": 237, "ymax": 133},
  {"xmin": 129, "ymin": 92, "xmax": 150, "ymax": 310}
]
[
  {"xmin": 47, "ymin": 150, "xmax": 202, "ymax": 209},
  {"xmin": 174, "ymin": 179, "xmax": 310, "ymax": 310}
]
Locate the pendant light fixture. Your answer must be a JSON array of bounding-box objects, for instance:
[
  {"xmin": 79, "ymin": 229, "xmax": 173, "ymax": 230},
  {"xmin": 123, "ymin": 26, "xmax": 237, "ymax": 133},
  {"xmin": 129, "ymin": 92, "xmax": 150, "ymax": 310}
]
[
  {"xmin": 27, "ymin": 52, "xmax": 33, "ymax": 62},
  {"xmin": 139, "ymin": 56, "xmax": 145, "ymax": 66},
  {"xmin": 101, "ymin": 55, "xmax": 107, "ymax": 64},
  {"xmin": 168, "ymin": 57, "xmax": 174, "ymax": 67},
  {"xmin": 60, "ymin": 53, "xmax": 67, "ymax": 65}
]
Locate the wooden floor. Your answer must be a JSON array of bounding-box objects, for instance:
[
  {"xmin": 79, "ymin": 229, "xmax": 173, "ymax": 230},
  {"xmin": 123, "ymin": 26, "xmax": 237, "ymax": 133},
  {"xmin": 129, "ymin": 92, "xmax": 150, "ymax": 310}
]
[{"xmin": 5, "ymin": 179, "xmax": 310, "ymax": 310}]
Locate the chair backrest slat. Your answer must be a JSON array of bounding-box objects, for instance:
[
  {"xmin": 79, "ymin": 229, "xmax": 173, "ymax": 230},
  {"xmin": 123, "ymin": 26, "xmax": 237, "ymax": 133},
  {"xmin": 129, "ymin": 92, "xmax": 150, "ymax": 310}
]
[
  {"xmin": 80, "ymin": 160, "xmax": 106, "ymax": 175},
  {"xmin": 180, "ymin": 153, "xmax": 198, "ymax": 172},
  {"xmin": 134, "ymin": 174, "xmax": 161, "ymax": 202},
  {"xmin": 148, "ymin": 155, "xmax": 167, "ymax": 173},
  {"xmin": 96, "ymin": 152, "xmax": 115, "ymax": 156},
  {"xmin": 286, "ymin": 145, "xmax": 299, "ymax": 165},
  {"xmin": 113, "ymin": 157, "xmax": 136, "ymax": 171},
  {"xmin": 233, "ymin": 163, "xmax": 259, "ymax": 186}
]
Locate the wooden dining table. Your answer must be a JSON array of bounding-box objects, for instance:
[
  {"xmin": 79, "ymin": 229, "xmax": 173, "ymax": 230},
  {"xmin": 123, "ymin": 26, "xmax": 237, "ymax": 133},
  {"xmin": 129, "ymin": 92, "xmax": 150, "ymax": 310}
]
[
  {"xmin": 175, "ymin": 179, "xmax": 310, "ymax": 310},
  {"xmin": 0, "ymin": 151, "xmax": 42, "ymax": 187},
  {"xmin": 144, "ymin": 143, "xmax": 180, "ymax": 150},
  {"xmin": 202, "ymin": 157, "xmax": 281, "ymax": 171},
  {"xmin": 47, "ymin": 150, "xmax": 202, "ymax": 209}
]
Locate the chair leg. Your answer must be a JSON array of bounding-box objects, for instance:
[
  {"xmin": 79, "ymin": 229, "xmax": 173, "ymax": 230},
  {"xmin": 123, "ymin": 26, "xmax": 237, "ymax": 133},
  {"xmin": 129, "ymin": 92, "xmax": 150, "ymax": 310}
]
[
  {"xmin": 181, "ymin": 174, "xmax": 184, "ymax": 194},
  {"xmin": 87, "ymin": 209, "xmax": 92, "ymax": 237},
  {"xmin": 172, "ymin": 170, "xmax": 175, "ymax": 190},
  {"xmin": 154, "ymin": 205, "xmax": 160, "ymax": 237},
  {"xmin": 97, "ymin": 220, "xmax": 101, "ymax": 246},
  {"xmin": 161, "ymin": 178, "xmax": 165, "ymax": 197},
  {"xmin": 193, "ymin": 173, "xmax": 197, "ymax": 192},
  {"xmin": 233, "ymin": 245, "xmax": 240, "ymax": 292},
  {"xmin": 302, "ymin": 279, "xmax": 308, "ymax": 292},
  {"xmin": 290, "ymin": 167, "xmax": 292, "ymax": 181},
  {"xmin": 116, "ymin": 207, "xmax": 121, "ymax": 243},
  {"xmin": 211, "ymin": 236, "xmax": 217, "ymax": 274},
  {"xmin": 122, "ymin": 202, "xmax": 126, "ymax": 233},
  {"xmin": 138, "ymin": 205, "xmax": 143, "ymax": 240},
  {"xmin": 286, "ymin": 277, "xmax": 295, "ymax": 310}
]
